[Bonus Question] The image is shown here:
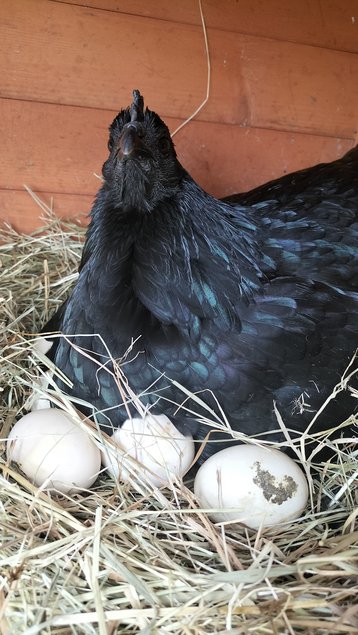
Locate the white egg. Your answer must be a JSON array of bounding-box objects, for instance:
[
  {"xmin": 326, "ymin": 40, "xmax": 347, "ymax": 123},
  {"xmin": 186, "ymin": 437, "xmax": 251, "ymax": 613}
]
[
  {"xmin": 102, "ymin": 414, "xmax": 195, "ymax": 487},
  {"xmin": 194, "ymin": 444, "xmax": 308, "ymax": 529},
  {"xmin": 7, "ymin": 408, "xmax": 101, "ymax": 494}
]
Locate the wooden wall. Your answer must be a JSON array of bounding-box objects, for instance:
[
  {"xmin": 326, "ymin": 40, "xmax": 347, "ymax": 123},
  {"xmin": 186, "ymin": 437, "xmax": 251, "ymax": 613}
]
[{"xmin": 1, "ymin": 0, "xmax": 357, "ymax": 232}]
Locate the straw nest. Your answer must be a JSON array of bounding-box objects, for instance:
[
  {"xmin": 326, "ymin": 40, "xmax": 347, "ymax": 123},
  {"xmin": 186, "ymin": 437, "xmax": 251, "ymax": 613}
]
[{"xmin": 1, "ymin": 201, "xmax": 357, "ymax": 635}]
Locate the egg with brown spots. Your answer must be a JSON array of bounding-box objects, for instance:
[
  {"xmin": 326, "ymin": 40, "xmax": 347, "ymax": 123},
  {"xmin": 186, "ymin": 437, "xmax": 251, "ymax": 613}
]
[{"xmin": 194, "ymin": 445, "xmax": 308, "ymax": 529}]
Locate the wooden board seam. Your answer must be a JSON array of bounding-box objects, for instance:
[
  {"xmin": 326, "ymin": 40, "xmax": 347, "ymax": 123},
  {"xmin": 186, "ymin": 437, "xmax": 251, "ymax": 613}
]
[
  {"xmin": 50, "ymin": 0, "xmax": 358, "ymax": 56},
  {"xmin": 2, "ymin": 95, "xmax": 355, "ymax": 142}
]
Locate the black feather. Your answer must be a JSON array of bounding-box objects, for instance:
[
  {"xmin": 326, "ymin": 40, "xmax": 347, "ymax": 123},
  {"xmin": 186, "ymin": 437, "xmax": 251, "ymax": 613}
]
[{"xmin": 44, "ymin": 92, "xmax": 358, "ymax": 460}]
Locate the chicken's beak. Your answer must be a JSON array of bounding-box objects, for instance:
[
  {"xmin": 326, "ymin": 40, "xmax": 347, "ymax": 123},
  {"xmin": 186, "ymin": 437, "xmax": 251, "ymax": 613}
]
[{"xmin": 118, "ymin": 123, "xmax": 145, "ymax": 158}]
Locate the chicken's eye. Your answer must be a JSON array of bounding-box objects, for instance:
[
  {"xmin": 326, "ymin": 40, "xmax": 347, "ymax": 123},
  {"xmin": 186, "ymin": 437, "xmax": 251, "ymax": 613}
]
[
  {"xmin": 108, "ymin": 138, "xmax": 114, "ymax": 152},
  {"xmin": 159, "ymin": 137, "xmax": 171, "ymax": 155}
]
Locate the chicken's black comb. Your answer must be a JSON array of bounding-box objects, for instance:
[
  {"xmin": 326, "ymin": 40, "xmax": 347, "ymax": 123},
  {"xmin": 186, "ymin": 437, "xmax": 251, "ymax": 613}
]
[{"xmin": 130, "ymin": 90, "xmax": 144, "ymax": 122}]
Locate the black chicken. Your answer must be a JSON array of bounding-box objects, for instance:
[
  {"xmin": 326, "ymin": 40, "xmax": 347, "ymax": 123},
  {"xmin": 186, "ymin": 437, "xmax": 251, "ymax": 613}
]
[{"xmin": 44, "ymin": 90, "xmax": 358, "ymax": 460}]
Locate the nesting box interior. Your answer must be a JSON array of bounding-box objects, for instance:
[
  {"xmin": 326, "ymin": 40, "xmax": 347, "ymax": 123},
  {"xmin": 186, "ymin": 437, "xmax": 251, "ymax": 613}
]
[
  {"xmin": 1, "ymin": 0, "xmax": 357, "ymax": 232},
  {"xmin": 1, "ymin": 4, "xmax": 358, "ymax": 634}
]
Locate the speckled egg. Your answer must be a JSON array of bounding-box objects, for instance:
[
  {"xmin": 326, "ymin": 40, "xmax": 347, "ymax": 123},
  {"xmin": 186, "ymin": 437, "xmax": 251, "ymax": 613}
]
[{"xmin": 194, "ymin": 444, "xmax": 308, "ymax": 529}]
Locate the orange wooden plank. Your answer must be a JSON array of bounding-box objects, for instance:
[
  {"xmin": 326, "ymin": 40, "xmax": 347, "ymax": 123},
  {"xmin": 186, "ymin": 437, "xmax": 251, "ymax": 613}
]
[
  {"xmin": 0, "ymin": 98, "xmax": 353, "ymax": 233},
  {"xmin": 0, "ymin": 99, "xmax": 112, "ymax": 195},
  {"xmin": 0, "ymin": 189, "xmax": 91, "ymax": 233},
  {"xmin": 58, "ymin": 0, "xmax": 358, "ymax": 53},
  {"xmin": 176, "ymin": 122, "xmax": 354, "ymax": 197},
  {"xmin": 1, "ymin": 0, "xmax": 358, "ymax": 138},
  {"xmin": 0, "ymin": 0, "xmax": 243, "ymax": 125},
  {"xmin": 1, "ymin": 116, "xmax": 354, "ymax": 234},
  {"xmin": 240, "ymin": 37, "xmax": 358, "ymax": 139}
]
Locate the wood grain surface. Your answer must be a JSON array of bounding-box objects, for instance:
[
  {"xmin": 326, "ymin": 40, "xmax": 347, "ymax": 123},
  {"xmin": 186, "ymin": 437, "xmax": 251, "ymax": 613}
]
[{"xmin": 0, "ymin": 0, "xmax": 356, "ymax": 231}]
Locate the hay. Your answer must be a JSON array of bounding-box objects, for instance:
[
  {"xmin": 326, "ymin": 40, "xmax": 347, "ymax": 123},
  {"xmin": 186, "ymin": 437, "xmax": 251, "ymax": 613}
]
[{"xmin": 0, "ymin": 205, "xmax": 357, "ymax": 635}]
